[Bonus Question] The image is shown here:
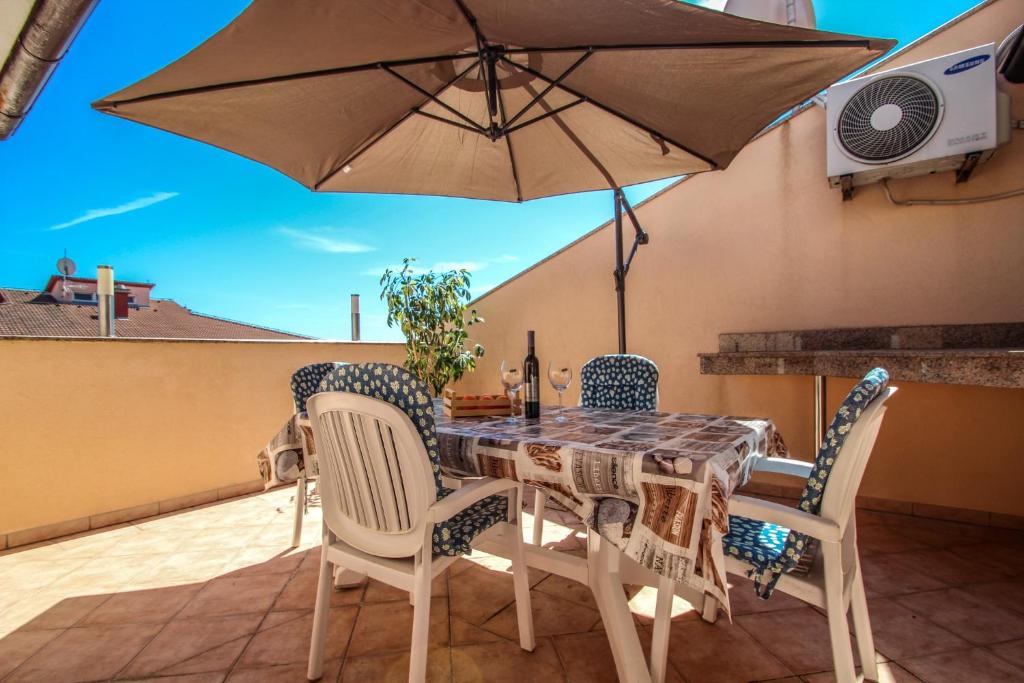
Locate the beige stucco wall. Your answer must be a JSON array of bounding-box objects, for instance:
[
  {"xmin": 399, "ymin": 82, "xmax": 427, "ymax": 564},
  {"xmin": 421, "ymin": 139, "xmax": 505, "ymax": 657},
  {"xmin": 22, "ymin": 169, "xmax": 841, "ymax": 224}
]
[
  {"xmin": 459, "ymin": 0, "xmax": 1024, "ymax": 517},
  {"xmin": 0, "ymin": 337, "xmax": 405, "ymax": 536}
]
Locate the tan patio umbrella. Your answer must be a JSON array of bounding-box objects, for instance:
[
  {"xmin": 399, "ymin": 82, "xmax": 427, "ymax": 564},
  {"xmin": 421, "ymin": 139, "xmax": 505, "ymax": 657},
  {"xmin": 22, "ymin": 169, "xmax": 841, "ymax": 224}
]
[{"xmin": 93, "ymin": 0, "xmax": 893, "ymax": 350}]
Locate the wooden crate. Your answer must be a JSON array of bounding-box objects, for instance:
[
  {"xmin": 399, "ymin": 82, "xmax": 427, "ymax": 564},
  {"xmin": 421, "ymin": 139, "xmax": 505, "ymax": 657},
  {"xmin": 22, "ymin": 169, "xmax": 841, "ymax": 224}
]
[{"xmin": 443, "ymin": 389, "xmax": 512, "ymax": 417}]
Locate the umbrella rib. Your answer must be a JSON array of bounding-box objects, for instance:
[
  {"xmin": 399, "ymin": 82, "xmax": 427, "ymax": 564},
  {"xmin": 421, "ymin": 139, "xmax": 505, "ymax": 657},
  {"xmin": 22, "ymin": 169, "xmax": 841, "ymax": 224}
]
[
  {"xmin": 380, "ymin": 65, "xmax": 487, "ymax": 134},
  {"xmin": 504, "ymin": 50, "xmax": 592, "ymax": 130},
  {"xmin": 505, "ymin": 99, "xmax": 587, "ymax": 135},
  {"xmin": 499, "ymin": 55, "xmax": 718, "ymax": 170},
  {"xmin": 495, "ymin": 80, "xmax": 523, "ymax": 202},
  {"xmin": 314, "ymin": 59, "xmax": 481, "ymax": 190},
  {"xmin": 503, "ymin": 39, "xmax": 884, "ymax": 54}
]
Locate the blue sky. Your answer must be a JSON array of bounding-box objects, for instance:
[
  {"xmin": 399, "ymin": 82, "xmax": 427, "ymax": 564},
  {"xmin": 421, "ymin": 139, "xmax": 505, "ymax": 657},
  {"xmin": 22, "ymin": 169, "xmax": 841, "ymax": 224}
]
[{"xmin": 1, "ymin": 1, "xmax": 983, "ymax": 340}]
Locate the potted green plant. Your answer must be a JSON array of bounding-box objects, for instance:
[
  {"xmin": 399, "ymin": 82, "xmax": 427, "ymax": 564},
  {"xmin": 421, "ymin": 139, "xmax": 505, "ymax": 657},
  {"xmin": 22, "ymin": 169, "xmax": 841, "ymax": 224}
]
[{"xmin": 380, "ymin": 258, "xmax": 485, "ymax": 396}]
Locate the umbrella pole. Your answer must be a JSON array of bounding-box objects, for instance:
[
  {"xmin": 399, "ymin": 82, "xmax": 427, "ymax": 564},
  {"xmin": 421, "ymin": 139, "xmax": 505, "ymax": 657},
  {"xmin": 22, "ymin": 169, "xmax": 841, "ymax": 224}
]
[
  {"xmin": 612, "ymin": 188, "xmax": 649, "ymax": 355},
  {"xmin": 614, "ymin": 191, "xmax": 626, "ymax": 353}
]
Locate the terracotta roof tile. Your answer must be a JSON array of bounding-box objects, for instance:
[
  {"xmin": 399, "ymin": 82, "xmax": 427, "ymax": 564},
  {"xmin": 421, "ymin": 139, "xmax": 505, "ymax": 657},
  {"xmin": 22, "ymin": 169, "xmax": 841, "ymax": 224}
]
[{"xmin": 0, "ymin": 288, "xmax": 310, "ymax": 340}]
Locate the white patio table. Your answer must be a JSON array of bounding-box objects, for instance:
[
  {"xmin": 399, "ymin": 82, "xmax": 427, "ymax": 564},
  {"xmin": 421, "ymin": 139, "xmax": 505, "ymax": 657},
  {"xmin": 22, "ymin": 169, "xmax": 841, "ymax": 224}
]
[{"xmin": 433, "ymin": 401, "xmax": 788, "ymax": 682}]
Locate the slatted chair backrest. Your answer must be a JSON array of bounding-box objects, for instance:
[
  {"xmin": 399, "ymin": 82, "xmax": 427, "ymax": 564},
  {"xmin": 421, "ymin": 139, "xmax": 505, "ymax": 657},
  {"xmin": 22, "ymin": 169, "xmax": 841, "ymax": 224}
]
[
  {"xmin": 307, "ymin": 390, "xmax": 437, "ymax": 559},
  {"xmin": 290, "ymin": 362, "xmax": 346, "ymax": 413},
  {"xmin": 579, "ymin": 354, "xmax": 659, "ymax": 411}
]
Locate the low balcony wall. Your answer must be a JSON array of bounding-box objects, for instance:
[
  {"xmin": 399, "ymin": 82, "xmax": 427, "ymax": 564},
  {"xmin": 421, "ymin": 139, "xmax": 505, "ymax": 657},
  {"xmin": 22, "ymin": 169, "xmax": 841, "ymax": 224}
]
[{"xmin": 0, "ymin": 336, "xmax": 406, "ymax": 547}]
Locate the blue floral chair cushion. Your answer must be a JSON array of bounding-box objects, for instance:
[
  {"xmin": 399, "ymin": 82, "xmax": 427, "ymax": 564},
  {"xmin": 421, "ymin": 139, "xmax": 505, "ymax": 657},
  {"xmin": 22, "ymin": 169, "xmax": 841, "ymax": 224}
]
[
  {"xmin": 725, "ymin": 367, "xmax": 889, "ymax": 598},
  {"xmin": 580, "ymin": 354, "xmax": 659, "ymax": 411},
  {"xmin": 318, "ymin": 362, "xmax": 507, "ymax": 557},
  {"xmin": 291, "ymin": 362, "xmax": 346, "ymax": 413}
]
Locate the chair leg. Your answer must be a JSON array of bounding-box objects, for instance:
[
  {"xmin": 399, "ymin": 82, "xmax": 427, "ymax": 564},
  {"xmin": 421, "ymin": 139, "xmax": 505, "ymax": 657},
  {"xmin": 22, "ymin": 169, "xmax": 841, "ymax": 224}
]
[
  {"xmin": 822, "ymin": 542, "xmax": 857, "ymax": 683},
  {"xmin": 408, "ymin": 552, "xmax": 433, "ymax": 683},
  {"xmin": 850, "ymin": 557, "xmax": 879, "ymax": 681},
  {"xmin": 292, "ymin": 474, "xmax": 306, "ymax": 548},
  {"xmin": 650, "ymin": 576, "xmax": 674, "ymax": 683},
  {"xmin": 508, "ymin": 487, "xmax": 536, "ymax": 651},
  {"xmin": 532, "ymin": 487, "xmax": 547, "ymax": 546},
  {"xmin": 306, "ymin": 535, "xmax": 332, "ymax": 681}
]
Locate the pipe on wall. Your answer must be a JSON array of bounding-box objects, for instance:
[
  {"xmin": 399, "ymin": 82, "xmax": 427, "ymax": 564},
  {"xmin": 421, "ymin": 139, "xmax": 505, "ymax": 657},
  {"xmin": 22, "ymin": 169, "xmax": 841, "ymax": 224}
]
[{"xmin": 0, "ymin": 0, "xmax": 98, "ymax": 140}]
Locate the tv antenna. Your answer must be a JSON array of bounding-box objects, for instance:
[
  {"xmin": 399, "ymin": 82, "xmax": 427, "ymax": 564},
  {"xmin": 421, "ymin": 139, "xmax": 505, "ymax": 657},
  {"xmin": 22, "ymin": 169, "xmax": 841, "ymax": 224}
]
[{"xmin": 57, "ymin": 251, "xmax": 76, "ymax": 296}]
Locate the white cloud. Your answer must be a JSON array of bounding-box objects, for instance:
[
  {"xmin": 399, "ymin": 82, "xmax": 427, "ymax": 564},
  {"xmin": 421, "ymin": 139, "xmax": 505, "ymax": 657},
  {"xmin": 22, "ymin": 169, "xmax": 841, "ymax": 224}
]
[
  {"xmin": 361, "ymin": 254, "xmax": 519, "ymax": 278},
  {"xmin": 278, "ymin": 227, "xmax": 375, "ymax": 254},
  {"xmin": 48, "ymin": 191, "xmax": 179, "ymax": 231},
  {"xmin": 490, "ymin": 254, "xmax": 519, "ymax": 263}
]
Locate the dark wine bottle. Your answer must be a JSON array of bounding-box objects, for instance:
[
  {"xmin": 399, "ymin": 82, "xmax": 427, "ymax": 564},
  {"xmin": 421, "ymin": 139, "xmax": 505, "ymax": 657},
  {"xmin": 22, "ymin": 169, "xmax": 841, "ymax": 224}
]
[{"xmin": 523, "ymin": 330, "xmax": 540, "ymax": 419}]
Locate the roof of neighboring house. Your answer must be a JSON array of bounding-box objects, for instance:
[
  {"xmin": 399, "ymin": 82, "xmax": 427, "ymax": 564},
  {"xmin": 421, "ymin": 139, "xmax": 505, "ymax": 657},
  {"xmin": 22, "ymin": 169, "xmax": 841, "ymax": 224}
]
[
  {"xmin": 42, "ymin": 275, "xmax": 156, "ymax": 291},
  {"xmin": 0, "ymin": 288, "xmax": 310, "ymax": 340}
]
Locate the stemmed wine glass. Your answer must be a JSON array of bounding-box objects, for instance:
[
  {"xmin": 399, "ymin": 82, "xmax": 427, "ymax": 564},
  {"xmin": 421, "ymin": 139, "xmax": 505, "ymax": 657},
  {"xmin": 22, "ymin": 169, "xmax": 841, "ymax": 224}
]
[
  {"xmin": 499, "ymin": 361, "xmax": 523, "ymax": 423},
  {"xmin": 547, "ymin": 361, "xmax": 573, "ymax": 422}
]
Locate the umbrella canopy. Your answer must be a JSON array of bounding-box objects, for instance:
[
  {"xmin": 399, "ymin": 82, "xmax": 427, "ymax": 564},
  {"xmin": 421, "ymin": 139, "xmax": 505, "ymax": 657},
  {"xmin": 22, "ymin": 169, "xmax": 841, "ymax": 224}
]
[{"xmin": 93, "ymin": 0, "xmax": 893, "ymax": 202}]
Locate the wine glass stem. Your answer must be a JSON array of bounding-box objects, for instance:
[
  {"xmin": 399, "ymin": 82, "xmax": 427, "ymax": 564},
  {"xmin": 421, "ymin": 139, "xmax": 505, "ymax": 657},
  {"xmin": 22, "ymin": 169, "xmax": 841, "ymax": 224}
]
[{"xmin": 558, "ymin": 391, "xmax": 564, "ymax": 417}]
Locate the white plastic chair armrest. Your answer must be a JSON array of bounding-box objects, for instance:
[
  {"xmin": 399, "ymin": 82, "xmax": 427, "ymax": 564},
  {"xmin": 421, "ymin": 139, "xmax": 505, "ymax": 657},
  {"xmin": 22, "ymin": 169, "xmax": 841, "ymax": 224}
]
[
  {"xmin": 753, "ymin": 457, "xmax": 814, "ymax": 479},
  {"xmin": 728, "ymin": 494, "xmax": 841, "ymax": 542},
  {"xmin": 428, "ymin": 477, "xmax": 519, "ymax": 523}
]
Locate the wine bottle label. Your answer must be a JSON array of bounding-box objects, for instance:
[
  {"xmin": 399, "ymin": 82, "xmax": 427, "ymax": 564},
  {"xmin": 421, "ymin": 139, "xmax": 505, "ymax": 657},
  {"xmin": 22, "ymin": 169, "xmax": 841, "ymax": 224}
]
[{"xmin": 525, "ymin": 379, "xmax": 539, "ymax": 402}]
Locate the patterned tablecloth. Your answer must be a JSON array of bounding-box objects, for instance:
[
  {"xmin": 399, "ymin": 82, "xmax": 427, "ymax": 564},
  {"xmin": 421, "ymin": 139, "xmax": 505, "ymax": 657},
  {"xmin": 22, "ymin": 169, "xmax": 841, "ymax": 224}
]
[{"xmin": 434, "ymin": 403, "xmax": 787, "ymax": 608}]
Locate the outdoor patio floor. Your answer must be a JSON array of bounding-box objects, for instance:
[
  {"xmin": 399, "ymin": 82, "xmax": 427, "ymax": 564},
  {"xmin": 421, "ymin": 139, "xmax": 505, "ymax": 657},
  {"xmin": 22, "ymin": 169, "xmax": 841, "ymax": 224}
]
[{"xmin": 2, "ymin": 487, "xmax": 1024, "ymax": 683}]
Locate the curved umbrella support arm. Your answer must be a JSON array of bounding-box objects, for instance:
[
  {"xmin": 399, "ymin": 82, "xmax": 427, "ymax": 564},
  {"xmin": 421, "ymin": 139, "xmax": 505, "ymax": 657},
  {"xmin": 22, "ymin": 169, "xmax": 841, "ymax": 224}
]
[{"xmin": 613, "ymin": 188, "xmax": 650, "ymax": 354}]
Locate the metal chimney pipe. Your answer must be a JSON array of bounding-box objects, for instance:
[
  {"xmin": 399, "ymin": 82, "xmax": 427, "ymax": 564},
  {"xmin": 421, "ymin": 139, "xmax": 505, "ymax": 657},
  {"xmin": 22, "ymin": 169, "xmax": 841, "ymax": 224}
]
[
  {"xmin": 350, "ymin": 294, "xmax": 361, "ymax": 341},
  {"xmin": 97, "ymin": 264, "xmax": 115, "ymax": 337}
]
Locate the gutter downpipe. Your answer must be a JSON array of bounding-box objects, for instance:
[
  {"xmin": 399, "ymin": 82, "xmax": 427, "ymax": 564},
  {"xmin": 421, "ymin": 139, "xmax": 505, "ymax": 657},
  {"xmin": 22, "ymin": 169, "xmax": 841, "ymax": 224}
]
[{"xmin": 0, "ymin": 0, "xmax": 99, "ymax": 140}]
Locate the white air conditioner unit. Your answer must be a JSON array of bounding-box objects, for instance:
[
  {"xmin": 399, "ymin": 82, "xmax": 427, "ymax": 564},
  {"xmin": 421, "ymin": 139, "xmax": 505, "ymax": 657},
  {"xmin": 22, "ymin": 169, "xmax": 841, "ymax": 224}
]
[{"xmin": 826, "ymin": 43, "xmax": 1011, "ymax": 198}]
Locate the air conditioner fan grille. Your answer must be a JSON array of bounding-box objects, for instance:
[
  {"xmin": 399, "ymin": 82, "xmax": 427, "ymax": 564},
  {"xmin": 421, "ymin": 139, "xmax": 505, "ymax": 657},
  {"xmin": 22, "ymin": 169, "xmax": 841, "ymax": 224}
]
[{"xmin": 837, "ymin": 75, "xmax": 940, "ymax": 163}]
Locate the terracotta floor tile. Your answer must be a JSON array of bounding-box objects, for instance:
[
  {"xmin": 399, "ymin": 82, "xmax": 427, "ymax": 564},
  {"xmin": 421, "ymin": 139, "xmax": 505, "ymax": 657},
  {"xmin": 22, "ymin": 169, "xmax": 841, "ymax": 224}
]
[
  {"xmin": 222, "ymin": 546, "xmax": 307, "ymax": 578},
  {"xmin": 178, "ymin": 572, "xmax": 292, "ymax": 619},
  {"xmin": 15, "ymin": 590, "xmax": 111, "ymax": 631},
  {"xmin": 485, "ymin": 587, "xmax": 599, "ymax": 640},
  {"xmin": 341, "ymin": 648, "xmax": 449, "ymax": 683},
  {"xmin": 0, "ymin": 628, "xmax": 64, "ymax": 679},
  {"xmin": 123, "ymin": 613, "xmax": 263, "ymax": 678},
  {"xmin": 624, "ymin": 585, "xmax": 700, "ymax": 626},
  {"xmin": 451, "ymin": 615, "xmax": 509, "ymax": 646},
  {"xmin": 237, "ymin": 606, "xmax": 357, "ymax": 668},
  {"xmin": 962, "ymin": 579, "xmax": 1024, "ymax": 616},
  {"xmin": 724, "ymin": 575, "xmax": 808, "ymax": 614},
  {"xmin": 886, "ymin": 548, "xmax": 1011, "ymax": 587},
  {"xmin": 449, "ymin": 563, "xmax": 520, "ymax": 626},
  {"xmin": 801, "ymin": 661, "xmax": 923, "ymax": 683},
  {"xmin": 83, "ymin": 582, "xmax": 203, "ymax": 626},
  {"xmin": 129, "ymin": 551, "xmax": 233, "ymax": 586},
  {"xmin": 0, "ymin": 558, "xmax": 87, "ymax": 591},
  {"xmin": 988, "ymin": 638, "xmax": 1024, "ymax": 668},
  {"xmin": 452, "ymin": 636, "xmax": 565, "ymax": 682},
  {"xmin": 228, "ymin": 659, "xmax": 342, "ymax": 683},
  {"xmin": 736, "ymin": 606, "xmax": 867, "ymax": 675},
  {"xmin": 860, "ymin": 553, "xmax": 949, "ymax": 598},
  {"xmin": 6, "ymin": 622, "xmax": 163, "ymax": 683},
  {"xmin": 895, "ymin": 588, "xmax": 1024, "ymax": 645},
  {"xmin": 949, "ymin": 542, "xmax": 1024, "ymax": 577},
  {"xmin": 533, "ymin": 573, "xmax": 598, "ymax": 610},
  {"xmin": 347, "ymin": 597, "xmax": 449, "ymax": 657},
  {"xmin": 857, "ymin": 526, "xmax": 933, "ymax": 556},
  {"xmin": 864, "ymin": 598, "xmax": 970, "ymax": 660},
  {"xmin": 273, "ymin": 568, "xmax": 365, "ymax": 611},
  {"xmin": 664, "ymin": 618, "xmax": 793, "ymax": 683},
  {"xmin": 553, "ymin": 629, "xmax": 684, "ymax": 683},
  {"xmin": 362, "ymin": 571, "xmax": 448, "ymax": 602},
  {"xmin": 121, "ymin": 673, "xmax": 227, "ymax": 683},
  {"xmin": 899, "ymin": 647, "xmax": 1024, "ymax": 683}
]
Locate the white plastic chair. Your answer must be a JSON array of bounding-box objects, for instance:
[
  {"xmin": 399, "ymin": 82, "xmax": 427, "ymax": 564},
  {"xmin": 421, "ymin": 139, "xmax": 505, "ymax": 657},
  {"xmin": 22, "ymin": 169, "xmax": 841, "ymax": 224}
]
[
  {"xmin": 305, "ymin": 390, "xmax": 535, "ymax": 682},
  {"xmin": 649, "ymin": 381, "xmax": 897, "ymax": 683}
]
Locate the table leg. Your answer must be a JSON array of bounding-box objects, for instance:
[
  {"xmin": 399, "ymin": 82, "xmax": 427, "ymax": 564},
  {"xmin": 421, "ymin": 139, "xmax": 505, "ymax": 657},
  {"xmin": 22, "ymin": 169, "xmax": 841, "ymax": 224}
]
[
  {"xmin": 650, "ymin": 575, "xmax": 674, "ymax": 683},
  {"xmin": 814, "ymin": 375, "xmax": 827, "ymax": 448},
  {"xmin": 588, "ymin": 530, "xmax": 652, "ymax": 683}
]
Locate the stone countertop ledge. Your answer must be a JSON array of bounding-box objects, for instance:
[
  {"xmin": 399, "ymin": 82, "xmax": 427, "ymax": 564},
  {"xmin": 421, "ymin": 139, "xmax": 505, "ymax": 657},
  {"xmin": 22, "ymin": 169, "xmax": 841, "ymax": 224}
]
[{"xmin": 699, "ymin": 323, "xmax": 1024, "ymax": 388}]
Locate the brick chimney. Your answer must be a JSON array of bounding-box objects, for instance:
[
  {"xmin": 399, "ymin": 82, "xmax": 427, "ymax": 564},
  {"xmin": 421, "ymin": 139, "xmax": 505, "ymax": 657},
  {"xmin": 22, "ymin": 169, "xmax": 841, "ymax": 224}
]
[{"xmin": 114, "ymin": 285, "xmax": 131, "ymax": 319}]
